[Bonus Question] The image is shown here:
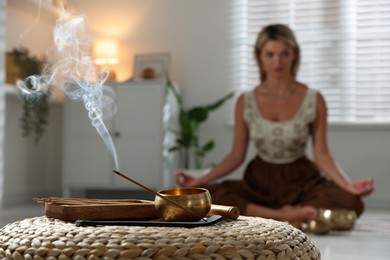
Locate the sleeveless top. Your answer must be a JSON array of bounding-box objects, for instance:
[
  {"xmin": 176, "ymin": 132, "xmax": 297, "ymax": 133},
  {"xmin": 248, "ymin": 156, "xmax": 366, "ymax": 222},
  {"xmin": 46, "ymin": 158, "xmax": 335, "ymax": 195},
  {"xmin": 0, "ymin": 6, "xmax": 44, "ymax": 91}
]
[{"xmin": 243, "ymin": 88, "xmax": 317, "ymax": 164}]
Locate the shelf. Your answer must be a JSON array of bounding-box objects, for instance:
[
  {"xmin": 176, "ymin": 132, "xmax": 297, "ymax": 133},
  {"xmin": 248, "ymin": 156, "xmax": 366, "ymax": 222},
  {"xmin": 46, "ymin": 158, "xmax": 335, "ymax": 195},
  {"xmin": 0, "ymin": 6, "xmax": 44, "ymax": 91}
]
[
  {"xmin": 0, "ymin": 83, "xmax": 64, "ymax": 105},
  {"xmin": 0, "ymin": 83, "xmax": 18, "ymax": 95}
]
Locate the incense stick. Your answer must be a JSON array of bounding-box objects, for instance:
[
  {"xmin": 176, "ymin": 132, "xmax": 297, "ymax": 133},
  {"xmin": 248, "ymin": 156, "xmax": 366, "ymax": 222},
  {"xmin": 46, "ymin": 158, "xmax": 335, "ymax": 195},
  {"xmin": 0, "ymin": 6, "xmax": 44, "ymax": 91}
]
[
  {"xmin": 33, "ymin": 197, "xmax": 147, "ymax": 205},
  {"xmin": 113, "ymin": 170, "xmax": 206, "ymax": 222}
]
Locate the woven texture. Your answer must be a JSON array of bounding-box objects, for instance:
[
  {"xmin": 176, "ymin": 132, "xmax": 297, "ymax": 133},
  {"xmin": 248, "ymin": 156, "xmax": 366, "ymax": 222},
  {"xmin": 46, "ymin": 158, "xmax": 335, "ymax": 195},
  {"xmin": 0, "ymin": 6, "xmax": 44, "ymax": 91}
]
[{"xmin": 0, "ymin": 216, "xmax": 320, "ymax": 259}]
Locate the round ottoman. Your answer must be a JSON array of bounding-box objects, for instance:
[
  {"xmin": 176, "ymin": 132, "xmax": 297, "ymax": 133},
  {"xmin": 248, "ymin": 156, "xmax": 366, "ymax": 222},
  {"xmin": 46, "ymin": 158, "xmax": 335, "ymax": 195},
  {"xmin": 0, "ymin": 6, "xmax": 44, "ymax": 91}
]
[{"xmin": 0, "ymin": 216, "xmax": 320, "ymax": 259}]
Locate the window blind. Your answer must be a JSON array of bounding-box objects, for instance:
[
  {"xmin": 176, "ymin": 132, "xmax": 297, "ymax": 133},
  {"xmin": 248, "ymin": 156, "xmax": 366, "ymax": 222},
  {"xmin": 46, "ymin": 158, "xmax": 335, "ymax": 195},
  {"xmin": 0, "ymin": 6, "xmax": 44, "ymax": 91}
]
[{"xmin": 235, "ymin": 0, "xmax": 390, "ymax": 123}]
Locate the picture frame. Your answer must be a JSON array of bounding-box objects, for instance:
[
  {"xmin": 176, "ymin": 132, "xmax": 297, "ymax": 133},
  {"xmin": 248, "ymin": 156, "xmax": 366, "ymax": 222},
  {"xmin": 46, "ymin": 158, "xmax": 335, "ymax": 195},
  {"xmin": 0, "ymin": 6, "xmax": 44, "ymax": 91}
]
[{"xmin": 133, "ymin": 53, "xmax": 170, "ymax": 81}]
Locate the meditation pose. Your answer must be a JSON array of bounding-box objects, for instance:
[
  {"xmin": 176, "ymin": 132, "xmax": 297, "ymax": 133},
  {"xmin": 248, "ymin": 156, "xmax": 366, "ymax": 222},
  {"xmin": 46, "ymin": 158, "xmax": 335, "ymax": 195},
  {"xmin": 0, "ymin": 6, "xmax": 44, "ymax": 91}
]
[{"xmin": 176, "ymin": 24, "xmax": 374, "ymax": 227}]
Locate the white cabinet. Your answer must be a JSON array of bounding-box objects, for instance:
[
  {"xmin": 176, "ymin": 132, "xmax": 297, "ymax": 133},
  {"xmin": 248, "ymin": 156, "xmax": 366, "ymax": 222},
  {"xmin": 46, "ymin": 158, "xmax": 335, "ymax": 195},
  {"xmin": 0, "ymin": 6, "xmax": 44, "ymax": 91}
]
[
  {"xmin": 62, "ymin": 80, "xmax": 177, "ymax": 195},
  {"xmin": 0, "ymin": 87, "xmax": 63, "ymax": 207}
]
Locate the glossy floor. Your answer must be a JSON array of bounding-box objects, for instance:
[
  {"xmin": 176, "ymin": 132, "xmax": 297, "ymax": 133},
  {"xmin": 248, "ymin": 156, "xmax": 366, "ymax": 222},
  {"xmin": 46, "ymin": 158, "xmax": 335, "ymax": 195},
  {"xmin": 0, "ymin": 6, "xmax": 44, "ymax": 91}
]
[
  {"xmin": 0, "ymin": 204, "xmax": 389, "ymax": 259},
  {"xmin": 309, "ymin": 210, "xmax": 390, "ymax": 260}
]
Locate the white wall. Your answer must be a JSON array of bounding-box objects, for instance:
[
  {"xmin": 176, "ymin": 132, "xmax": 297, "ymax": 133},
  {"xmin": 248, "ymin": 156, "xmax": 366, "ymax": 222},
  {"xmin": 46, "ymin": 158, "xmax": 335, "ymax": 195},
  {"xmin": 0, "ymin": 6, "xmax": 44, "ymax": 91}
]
[
  {"xmin": 7, "ymin": 0, "xmax": 55, "ymax": 56},
  {"xmin": 4, "ymin": 0, "xmax": 389, "ymax": 209},
  {"xmin": 0, "ymin": 0, "xmax": 6, "ymax": 206},
  {"xmin": 325, "ymin": 127, "xmax": 390, "ymax": 209}
]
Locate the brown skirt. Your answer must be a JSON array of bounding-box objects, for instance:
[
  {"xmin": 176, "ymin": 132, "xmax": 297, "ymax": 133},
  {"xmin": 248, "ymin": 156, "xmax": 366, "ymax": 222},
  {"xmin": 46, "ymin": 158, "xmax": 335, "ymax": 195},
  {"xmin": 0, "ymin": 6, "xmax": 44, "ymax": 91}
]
[{"xmin": 203, "ymin": 156, "xmax": 364, "ymax": 216}]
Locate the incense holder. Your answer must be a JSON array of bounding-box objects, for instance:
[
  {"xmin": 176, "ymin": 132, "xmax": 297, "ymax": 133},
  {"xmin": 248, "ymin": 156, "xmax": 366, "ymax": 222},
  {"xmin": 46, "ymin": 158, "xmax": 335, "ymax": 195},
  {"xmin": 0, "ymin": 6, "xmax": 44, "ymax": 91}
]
[{"xmin": 155, "ymin": 188, "xmax": 212, "ymax": 222}]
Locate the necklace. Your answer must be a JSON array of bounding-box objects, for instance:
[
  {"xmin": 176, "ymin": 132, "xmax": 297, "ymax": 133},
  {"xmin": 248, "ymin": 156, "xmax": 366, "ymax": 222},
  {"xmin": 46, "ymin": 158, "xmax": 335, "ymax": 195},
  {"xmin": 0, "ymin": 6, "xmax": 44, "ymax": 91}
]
[{"xmin": 261, "ymin": 82, "xmax": 296, "ymax": 98}]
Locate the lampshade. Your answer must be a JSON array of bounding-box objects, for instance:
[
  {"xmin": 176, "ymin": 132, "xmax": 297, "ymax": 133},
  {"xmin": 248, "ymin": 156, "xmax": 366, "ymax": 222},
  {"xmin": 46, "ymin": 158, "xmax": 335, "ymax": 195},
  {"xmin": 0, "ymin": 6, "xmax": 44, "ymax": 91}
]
[{"xmin": 93, "ymin": 39, "xmax": 120, "ymax": 65}]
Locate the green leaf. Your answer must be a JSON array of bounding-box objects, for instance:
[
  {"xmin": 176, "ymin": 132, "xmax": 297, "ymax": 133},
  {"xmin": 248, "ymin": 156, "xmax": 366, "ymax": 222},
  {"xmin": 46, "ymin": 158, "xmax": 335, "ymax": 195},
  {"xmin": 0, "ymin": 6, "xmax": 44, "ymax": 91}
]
[
  {"xmin": 168, "ymin": 146, "xmax": 181, "ymax": 152},
  {"xmin": 202, "ymin": 140, "xmax": 215, "ymax": 153},
  {"xmin": 165, "ymin": 75, "xmax": 182, "ymax": 106},
  {"xmin": 196, "ymin": 140, "xmax": 215, "ymax": 157},
  {"xmin": 206, "ymin": 91, "xmax": 235, "ymax": 111},
  {"xmin": 187, "ymin": 107, "xmax": 208, "ymax": 123}
]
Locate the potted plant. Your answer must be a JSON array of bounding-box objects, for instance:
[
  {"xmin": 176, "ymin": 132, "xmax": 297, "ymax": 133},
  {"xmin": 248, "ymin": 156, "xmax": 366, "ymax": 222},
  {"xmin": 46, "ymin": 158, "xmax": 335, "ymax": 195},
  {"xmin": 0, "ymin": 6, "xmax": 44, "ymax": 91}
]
[
  {"xmin": 165, "ymin": 77, "xmax": 234, "ymax": 170},
  {"xmin": 7, "ymin": 46, "xmax": 49, "ymax": 143}
]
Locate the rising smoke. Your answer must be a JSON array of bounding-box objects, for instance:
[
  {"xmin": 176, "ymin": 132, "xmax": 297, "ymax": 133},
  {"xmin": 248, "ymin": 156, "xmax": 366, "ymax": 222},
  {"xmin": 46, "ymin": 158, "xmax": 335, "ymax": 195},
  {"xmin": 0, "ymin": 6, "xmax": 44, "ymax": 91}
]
[{"xmin": 16, "ymin": 11, "xmax": 119, "ymax": 170}]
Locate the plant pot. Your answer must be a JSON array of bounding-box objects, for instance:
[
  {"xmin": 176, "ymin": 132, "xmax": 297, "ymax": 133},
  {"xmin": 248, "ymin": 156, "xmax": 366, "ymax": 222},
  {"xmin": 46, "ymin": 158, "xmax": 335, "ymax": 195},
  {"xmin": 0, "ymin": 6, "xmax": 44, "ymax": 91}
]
[
  {"xmin": 184, "ymin": 168, "xmax": 211, "ymax": 178},
  {"xmin": 6, "ymin": 54, "xmax": 20, "ymax": 85}
]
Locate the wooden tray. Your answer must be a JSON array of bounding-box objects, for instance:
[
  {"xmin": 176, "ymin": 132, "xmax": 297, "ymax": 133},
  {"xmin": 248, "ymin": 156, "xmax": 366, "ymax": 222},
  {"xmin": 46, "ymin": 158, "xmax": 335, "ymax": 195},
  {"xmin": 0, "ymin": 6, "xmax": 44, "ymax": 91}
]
[{"xmin": 35, "ymin": 198, "xmax": 158, "ymax": 221}]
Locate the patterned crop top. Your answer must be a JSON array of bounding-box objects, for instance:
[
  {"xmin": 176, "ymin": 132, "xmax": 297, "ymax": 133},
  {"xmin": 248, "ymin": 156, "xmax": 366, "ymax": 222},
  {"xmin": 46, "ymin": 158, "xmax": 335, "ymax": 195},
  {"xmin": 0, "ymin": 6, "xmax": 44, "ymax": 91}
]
[{"xmin": 243, "ymin": 88, "xmax": 317, "ymax": 164}]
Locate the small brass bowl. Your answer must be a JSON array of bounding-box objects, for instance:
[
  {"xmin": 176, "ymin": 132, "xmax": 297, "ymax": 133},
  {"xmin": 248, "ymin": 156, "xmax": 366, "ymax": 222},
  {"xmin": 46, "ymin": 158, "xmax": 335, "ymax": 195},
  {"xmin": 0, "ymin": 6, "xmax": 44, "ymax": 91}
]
[
  {"xmin": 317, "ymin": 208, "xmax": 357, "ymax": 231},
  {"xmin": 306, "ymin": 220, "xmax": 331, "ymax": 235},
  {"xmin": 154, "ymin": 188, "xmax": 212, "ymax": 222}
]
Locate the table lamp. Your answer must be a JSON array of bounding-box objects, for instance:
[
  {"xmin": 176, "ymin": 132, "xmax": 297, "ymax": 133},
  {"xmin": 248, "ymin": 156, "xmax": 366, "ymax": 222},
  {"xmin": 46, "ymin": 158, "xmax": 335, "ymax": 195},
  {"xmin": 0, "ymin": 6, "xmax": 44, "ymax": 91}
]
[{"xmin": 93, "ymin": 39, "xmax": 120, "ymax": 81}]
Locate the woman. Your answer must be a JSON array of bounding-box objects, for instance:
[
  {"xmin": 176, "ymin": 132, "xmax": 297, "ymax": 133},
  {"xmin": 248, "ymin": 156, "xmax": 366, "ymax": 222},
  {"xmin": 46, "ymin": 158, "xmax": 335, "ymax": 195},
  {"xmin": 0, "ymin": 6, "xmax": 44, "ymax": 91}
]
[{"xmin": 176, "ymin": 24, "xmax": 374, "ymax": 225}]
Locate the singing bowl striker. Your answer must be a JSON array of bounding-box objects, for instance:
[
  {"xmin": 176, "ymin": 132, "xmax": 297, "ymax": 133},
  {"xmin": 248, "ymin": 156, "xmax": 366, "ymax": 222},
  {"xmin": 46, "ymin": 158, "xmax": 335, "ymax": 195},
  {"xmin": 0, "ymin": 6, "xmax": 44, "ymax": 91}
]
[{"xmin": 154, "ymin": 188, "xmax": 212, "ymax": 222}]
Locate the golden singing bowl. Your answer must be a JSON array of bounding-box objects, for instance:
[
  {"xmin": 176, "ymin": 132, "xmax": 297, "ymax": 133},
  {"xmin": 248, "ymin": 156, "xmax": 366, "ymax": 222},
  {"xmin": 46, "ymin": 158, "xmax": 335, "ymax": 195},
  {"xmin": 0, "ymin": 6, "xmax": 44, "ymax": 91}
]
[
  {"xmin": 306, "ymin": 220, "xmax": 331, "ymax": 235},
  {"xmin": 317, "ymin": 208, "xmax": 357, "ymax": 231},
  {"xmin": 154, "ymin": 188, "xmax": 212, "ymax": 222}
]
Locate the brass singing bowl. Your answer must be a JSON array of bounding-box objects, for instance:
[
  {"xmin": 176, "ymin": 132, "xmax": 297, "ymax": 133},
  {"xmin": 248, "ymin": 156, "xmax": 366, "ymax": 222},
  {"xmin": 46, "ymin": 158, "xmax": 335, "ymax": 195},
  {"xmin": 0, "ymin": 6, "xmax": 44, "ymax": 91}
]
[
  {"xmin": 154, "ymin": 188, "xmax": 212, "ymax": 222},
  {"xmin": 317, "ymin": 208, "xmax": 357, "ymax": 231}
]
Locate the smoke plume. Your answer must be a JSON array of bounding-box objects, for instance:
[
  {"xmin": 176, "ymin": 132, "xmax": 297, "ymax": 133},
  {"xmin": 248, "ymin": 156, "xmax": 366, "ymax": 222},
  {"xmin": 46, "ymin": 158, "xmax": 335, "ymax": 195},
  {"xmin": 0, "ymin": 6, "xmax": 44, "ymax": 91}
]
[{"xmin": 17, "ymin": 11, "xmax": 119, "ymax": 170}]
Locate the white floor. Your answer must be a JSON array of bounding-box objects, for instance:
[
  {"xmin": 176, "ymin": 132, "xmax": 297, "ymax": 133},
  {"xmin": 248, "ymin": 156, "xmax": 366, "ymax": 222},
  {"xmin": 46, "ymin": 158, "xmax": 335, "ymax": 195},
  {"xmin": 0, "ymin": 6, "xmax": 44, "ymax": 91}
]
[
  {"xmin": 1, "ymin": 204, "xmax": 389, "ymax": 260},
  {"xmin": 309, "ymin": 210, "xmax": 390, "ymax": 260}
]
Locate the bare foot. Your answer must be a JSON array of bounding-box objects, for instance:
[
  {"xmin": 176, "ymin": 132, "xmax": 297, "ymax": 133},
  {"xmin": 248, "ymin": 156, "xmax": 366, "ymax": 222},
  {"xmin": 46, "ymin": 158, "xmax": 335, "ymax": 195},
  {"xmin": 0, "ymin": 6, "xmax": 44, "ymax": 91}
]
[
  {"xmin": 244, "ymin": 203, "xmax": 318, "ymax": 221},
  {"xmin": 279, "ymin": 205, "xmax": 318, "ymax": 221}
]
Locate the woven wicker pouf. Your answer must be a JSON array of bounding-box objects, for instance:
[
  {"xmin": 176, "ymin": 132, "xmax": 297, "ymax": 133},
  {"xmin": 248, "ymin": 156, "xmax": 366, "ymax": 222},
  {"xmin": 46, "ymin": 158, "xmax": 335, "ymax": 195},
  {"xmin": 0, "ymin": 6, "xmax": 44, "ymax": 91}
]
[{"xmin": 0, "ymin": 216, "xmax": 320, "ymax": 259}]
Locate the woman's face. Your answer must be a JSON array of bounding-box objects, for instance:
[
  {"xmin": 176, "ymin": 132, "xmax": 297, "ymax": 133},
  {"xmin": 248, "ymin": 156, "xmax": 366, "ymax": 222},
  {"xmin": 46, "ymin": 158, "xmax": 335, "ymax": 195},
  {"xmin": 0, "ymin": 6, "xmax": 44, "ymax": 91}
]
[{"xmin": 260, "ymin": 40, "xmax": 295, "ymax": 80}]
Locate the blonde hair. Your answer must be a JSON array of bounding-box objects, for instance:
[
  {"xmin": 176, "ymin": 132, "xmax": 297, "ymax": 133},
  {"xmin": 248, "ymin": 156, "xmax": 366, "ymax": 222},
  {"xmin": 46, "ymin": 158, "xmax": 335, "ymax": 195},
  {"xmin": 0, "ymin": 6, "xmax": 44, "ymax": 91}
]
[{"xmin": 254, "ymin": 24, "xmax": 300, "ymax": 81}]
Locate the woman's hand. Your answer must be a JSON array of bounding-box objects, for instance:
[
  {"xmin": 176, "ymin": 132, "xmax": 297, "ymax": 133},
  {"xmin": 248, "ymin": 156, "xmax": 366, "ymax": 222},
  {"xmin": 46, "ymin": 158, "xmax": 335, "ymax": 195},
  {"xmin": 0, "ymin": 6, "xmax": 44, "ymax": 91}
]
[
  {"xmin": 344, "ymin": 177, "xmax": 375, "ymax": 196},
  {"xmin": 175, "ymin": 170, "xmax": 206, "ymax": 187}
]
